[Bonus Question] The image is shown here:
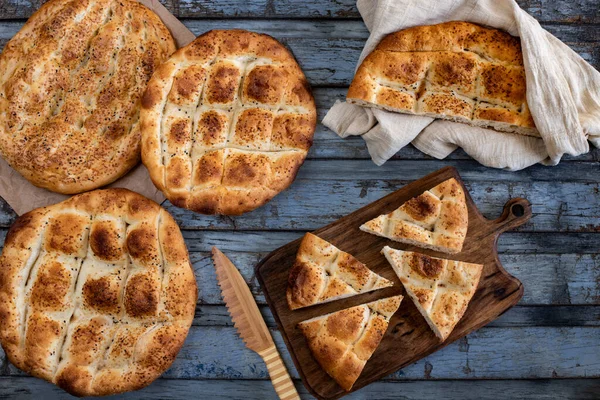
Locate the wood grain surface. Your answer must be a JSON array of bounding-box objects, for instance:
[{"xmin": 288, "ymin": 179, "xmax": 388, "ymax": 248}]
[
  {"xmin": 256, "ymin": 167, "xmax": 533, "ymax": 399},
  {"xmin": 0, "ymin": 0, "xmax": 598, "ymax": 398},
  {"xmin": 0, "ymin": 378, "xmax": 598, "ymax": 400}
]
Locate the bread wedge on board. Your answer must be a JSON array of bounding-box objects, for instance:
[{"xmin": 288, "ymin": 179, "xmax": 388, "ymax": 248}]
[
  {"xmin": 287, "ymin": 233, "xmax": 393, "ymax": 310},
  {"xmin": 382, "ymin": 246, "xmax": 482, "ymax": 341},
  {"xmin": 298, "ymin": 295, "xmax": 403, "ymax": 390}
]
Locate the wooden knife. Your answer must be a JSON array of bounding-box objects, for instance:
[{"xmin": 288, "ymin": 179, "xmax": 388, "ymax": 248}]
[{"xmin": 211, "ymin": 247, "xmax": 300, "ymax": 400}]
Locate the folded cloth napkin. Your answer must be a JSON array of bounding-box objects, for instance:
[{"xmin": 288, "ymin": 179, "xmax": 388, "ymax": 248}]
[{"xmin": 322, "ymin": 0, "xmax": 600, "ymax": 170}]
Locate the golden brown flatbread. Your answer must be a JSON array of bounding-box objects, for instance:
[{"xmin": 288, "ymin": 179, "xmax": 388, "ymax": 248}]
[
  {"xmin": 347, "ymin": 21, "xmax": 537, "ymax": 136},
  {"xmin": 382, "ymin": 247, "xmax": 482, "ymax": 341},
  {"xmin": 0, "ymin": 189, "xmax": 197, "ymax": 396},
  {"xmin": 287, "ymin": 233, "xmax": 392, "ymax": 310},
  {"xmin": 141, "ymin": 29, "xmax": 316, "ymax": 215},
  {"xmin": 360, "ymin": 178, "xmax": 468, "ymax": 254},
  {"xmin": 0, "ymin": 0, "xmax": 175, "ymax": 193},
  {"xmin": 298, "ymin": 295, "xmax": 402, "ymax": 391}
]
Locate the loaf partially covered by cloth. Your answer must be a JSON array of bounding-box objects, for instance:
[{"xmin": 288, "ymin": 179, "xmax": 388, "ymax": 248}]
[
  {"xmin": 348, "ymin": 22, "xmax": 537, "ymax": 137},
  {"xmin": 324, "ymin": 0, "xmax": 600, "ymax": 170}
]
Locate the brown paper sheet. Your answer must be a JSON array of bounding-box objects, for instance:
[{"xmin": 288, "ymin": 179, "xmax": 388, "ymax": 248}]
[{"xmin": 0, "ymin": 0, "xmax": 197, "ymax": 216}]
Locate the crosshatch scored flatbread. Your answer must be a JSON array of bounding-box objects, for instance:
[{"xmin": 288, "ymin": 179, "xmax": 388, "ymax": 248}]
[
  {"xmin": 287, "ymin": 233, "xmax": 393, "ymax": 310},
  {"xmin": 298, "ymin": 295, "xmax": 402, "ymax": 391},
  {"xmin": 347, "ymin": 21, "xmax": 538, "ymax": 137},
  {"xmin": 0, "ymin": 189, "xmax": 197, "ymax": 396},
  {"xmin": 0, "ymin": 0, "xmax": 176, "ymax": 194},
  {"xmin": 382, "ymin": 247, "xmax": 482, "ymax": 341},
  {"xmin": 141, "ymin": 29, "xmax": 317, "ymax": 215},
  {"xmin": 360, "ymin": 178, "xmax": 468, "ymax": 254}
]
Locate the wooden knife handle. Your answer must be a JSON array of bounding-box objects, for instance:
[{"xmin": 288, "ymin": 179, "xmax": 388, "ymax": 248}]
[{"xmin": 259, "ymin": 345, "xmax": 300, "ymax": 400}]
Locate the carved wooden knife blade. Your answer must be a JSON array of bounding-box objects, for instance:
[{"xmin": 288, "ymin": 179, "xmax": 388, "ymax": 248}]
[{"xmin": 211, "ymin": 247, "xmax": 300, "ymax": 400}]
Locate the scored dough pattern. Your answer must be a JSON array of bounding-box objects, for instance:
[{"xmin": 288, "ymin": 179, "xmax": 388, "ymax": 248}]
[
  {"xmin": 297, "ymin": 296, "xmax": 402, "ymax": 391},
  {"xmin": 0, "ymin": 0, "xmax": 175, "ymax": 193},
  {"xmin": 347, "ymin": 22, "xmax": 537, "ymax": 136},
  {"xmin": 287, "ymin": 233, "xmax": 392, "ymax": 310},
  {"xmin": 382, "ymin": 247, "xmax": 482, "ymax": 341},
  {"xmin": 0, "ymin": 190, "xmax": 197, "ymax": 396},
  {"xmin": 141, "ymin": 30, "xmax": 316, "ymax": 215},
  {"xmin": 360, "ymin": 178, "xmax": 468, "ymax": 254}
]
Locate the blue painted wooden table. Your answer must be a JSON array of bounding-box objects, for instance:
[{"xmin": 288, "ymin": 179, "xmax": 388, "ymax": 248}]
[{"xmin": 0, "ymin": 0, "xmax": 599, "ymax": 398}]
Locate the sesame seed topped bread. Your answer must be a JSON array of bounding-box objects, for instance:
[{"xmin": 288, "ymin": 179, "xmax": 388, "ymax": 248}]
[
  {"xmin": 140, "ymin": 29, "xmax": 317, "ymax": 215},
  {"xmin": 298, "ymin": 295, "xmax": 402, "ymax": 391},
  {"xmin": 347, "ymin": 21, "xmax": 537, "ymax": 137},
  {"xmin": 382, "ymin": 247, "xmax": 482, "ymax": 341},
  {"xmin": 0, "ymin": 189, "xmax": 197, "ymax": 396},
  {"xmin": 287, "ymin": 233, "xmax": 393, "ymax": 310},
  {"xmin": 360, "ymin": 178, "xmax": 468, "ymax": 254},
  {"xmin": 0, "ymin": 0, "xmax": 176, "ymax": 194}
]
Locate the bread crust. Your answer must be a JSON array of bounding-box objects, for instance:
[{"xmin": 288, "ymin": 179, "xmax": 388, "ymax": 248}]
[
  {"xmin": 382, "ymin": 247, "xmax": 482, "ymax": 341},
  {"xmin": 140, "ymin": 29, "xmax": 317, "ymax": 215},
  {"xmin": 287, "ymin": 233, "xmax": 392, "ymax": 310},
  {"xmin": 360, "ymin": 178, "xmax": 468, "ymax": 254},
  {"xmin": 0, "ymin": 189, "xmax": 197, "ymax": 396},
  {"xmin": 298, "ymin": 295, "xmax": 402, "ymax": 391},
  {"xmin": 0, "ymin": 0, "xmax": 176, "ymax": 194},
  {"xmin": 347, "ymin": 21, "xmax": 537, "ymax": 136}
]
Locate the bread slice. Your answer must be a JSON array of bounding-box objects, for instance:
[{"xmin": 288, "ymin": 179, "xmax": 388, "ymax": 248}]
[
  {"xmin": 360, "ymin": 178, "xmax": 468, "ymax": 254},
  {"xmin": 298, "ymin": 295, "xmax": 403, "ymax": 391},
  {"xmin": 347, "ymin": 21, "xmax": 538, "ymax": 137},
  {"xmin": 382, "ymin": 246, "xmax": 482, "ymax": 341},
  {"xmin": 287, "ymin": 233, "xmax": 393, "ymax": 310}
]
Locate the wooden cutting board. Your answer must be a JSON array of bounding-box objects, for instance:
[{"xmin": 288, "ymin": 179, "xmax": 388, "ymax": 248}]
[{"xmin": 255, "ymin": 166, "xmax": 531, "ymax": 400}]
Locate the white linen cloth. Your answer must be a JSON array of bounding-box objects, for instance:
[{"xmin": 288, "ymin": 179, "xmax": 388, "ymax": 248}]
[{"xmin": 322, "ymin": 0, "xmax": 600, "ymax": 170}]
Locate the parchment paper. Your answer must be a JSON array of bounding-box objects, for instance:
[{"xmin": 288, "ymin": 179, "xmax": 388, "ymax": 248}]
[{"xmin": 0, "ymin": 0, "xmax": 196, "ymax": 216}]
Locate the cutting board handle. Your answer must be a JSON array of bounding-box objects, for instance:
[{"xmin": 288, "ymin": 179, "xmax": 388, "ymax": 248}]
[{"xmin": 489, "ymin": 197, "xmax": 532, "ymax": 235}]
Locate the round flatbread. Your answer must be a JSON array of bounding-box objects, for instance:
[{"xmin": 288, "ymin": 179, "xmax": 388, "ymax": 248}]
[
  {"xmin": 140, "ymin": 29, "xmax": 316, "ymax": 215},
  {"xmin": 0, "ymin": 0, "xmax": 176, "ymax": 194},
  {"xmin": 0, "ymin": 189, "xmax": 197, "ymax": 396}
]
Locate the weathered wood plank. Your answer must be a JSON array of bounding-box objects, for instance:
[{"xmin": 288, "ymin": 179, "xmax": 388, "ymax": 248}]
[
  {"xmin": 185, "ymin": 19, "xmax": 371, "ymax": 39},
  {"xmin": 0, "ymin": 19, "xmax": 598, "ymax": 59},
  {"xmin": 491, "ymin": 305, "xmax": 600, "ymax": 327},
  {"xmin": 160, "ymin": 178, "xmax": 600, "ymax": 232},
  {"xmin": 1, "ymin": 377, "xmax": 599, "ymax": 400},
  {"xmin": 0, "ymin": 21, "xmax": 598, "ymax": 86},
  {"xmin": 19, "ymin": 228, "xmax": 583, "ymax": 256},
  {"xmin": 267, "ymin": 0, "xmax": 600, "ymax": 23},
  {"xmin": 0, "ymin": 203, "xmax": 14, "ymax": 227},
  {"xmin": 534, "ymin": 1, "xmax": 600, "ymax": 24},
  {"xmin": 3, "ymin": 326, "xmax": 597, "ymax": 380},
  {"xmin": 194, "ymin": 304, "xmax": 600, "ymax": 327},
  {"xmin": 179, "ymin": 230, "xmax": 600, "ymax": 256},
  {"xmin": 2, "ymin": 229, "xmax": 595, "ymax": 255},
  {"xmin": 188, "ymin": 249, "xmax": 600, "ymax": 306},
  {"xmin": 1, "ymin": 163, "xmax": 600, "ymax": 231},
  {"xmin": 290, "ymin": 160, "xmax": 600, "ymax": 183},
  {"xmin": 0, "ymin": 0, "xmax": 598, "ymax": 23}
]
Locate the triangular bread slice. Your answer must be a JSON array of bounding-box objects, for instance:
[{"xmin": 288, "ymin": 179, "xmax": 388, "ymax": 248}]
[
  {"xmin": 298, "ymin": 295, "xmax": 403, "ymax": 391},
  {"xmin": 360, "ymin": 178, "xmax": 468, "ymax": 254},
  {"xmin": 382, "ymin": 246, "xmax": 482, "ymax": 341},
  {"xmin": 287, "ymin": 233, "xmax": 393, "ymax": 310}
]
